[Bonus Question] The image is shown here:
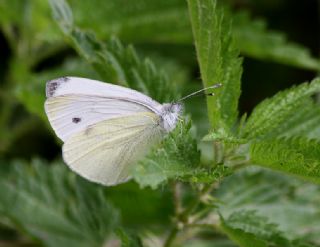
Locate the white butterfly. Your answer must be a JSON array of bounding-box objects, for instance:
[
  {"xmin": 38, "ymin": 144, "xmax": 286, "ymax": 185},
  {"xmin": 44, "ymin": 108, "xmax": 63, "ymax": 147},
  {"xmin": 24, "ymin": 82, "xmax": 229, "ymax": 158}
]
[{"xmin": 45, "ymin": 77, "xmax": 221, "ymax": 186}]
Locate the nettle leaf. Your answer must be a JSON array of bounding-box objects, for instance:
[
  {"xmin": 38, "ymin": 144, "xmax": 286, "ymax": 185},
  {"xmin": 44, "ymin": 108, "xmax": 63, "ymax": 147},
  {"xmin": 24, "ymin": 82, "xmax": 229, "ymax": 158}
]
[
  {"xmin": 132, "ymin": 121, "xmax": 230, "ymax": 188},
  {"xmin": 68, "ymin": 0, "xmax": 191, "ymax": 44},
  {"xmin": 132, "ymin": 121, "xmax": 199, "ymax": 188},
  {"xmin": 63, "ymin": 1, "xmax": 320, "ymax": 72},
  {"xmin": 241, "ymin": 78, "xmax": 320, "ymax": 139},
  {"xmin": 216, "ymin": 168, "xmax": 320, "ymax": 243},
  {"xmin": 187, "ymin": 0, "xmax": 242, "ymax": 132},
  {"xmin": 265, "ymin": 98, "xmax": 320, "ymax": 140},
  {"xmin": 233, "ymin": 11, "xmax": 320, "ymax": 71},
  {"xmin": 220, "ymin": 210, "xmax": 315, "ymax": 247},
  {"xmin": 0, "ymin": 159, "xmax": 120, "ymax": 247},
  {"xmin": 220, "ymin": 217, "xmax": 267, "ymax": 247},
  {"xmin": 49, "ymin": 0, "xmax": 176, "ymax": 103},
  {"xmin": 250, "ymin": 137, "xmax": 320, "ymax": 183},
  {"xmin": 116, "ymin": 229, "xmax": 143, "ymax": 247},
  {"xmin": 202, "ymin": 127, "xmax": 247, "ymax": 144},
  {"xmin": 0, "ymin": 0, "xmax": 61, "ymax": 52}
]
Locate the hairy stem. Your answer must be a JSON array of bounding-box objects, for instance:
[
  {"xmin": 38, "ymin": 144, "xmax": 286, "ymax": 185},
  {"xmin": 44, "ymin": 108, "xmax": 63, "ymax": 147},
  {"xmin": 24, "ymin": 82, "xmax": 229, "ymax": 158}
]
[{"xmin": 163, "ymin": 182, "xmax": 219, "ymax": 247}]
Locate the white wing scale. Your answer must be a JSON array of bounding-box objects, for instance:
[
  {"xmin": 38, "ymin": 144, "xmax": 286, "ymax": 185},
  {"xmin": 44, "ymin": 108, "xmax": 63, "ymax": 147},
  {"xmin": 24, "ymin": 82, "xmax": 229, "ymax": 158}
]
[
  {"xmin": 46, "ymin": 77, "xmax": 161, "ymax": 111},
  {"xmin": 44, "ymin": 77, "xmax": 162, "ymax": 141},
  {"xmin": 62, "ymin": 113, "xmax": 163, "ymax": 185},
  {"xmin": 45, "ymin": 94, "xmax": 152, "ymax": 141}
]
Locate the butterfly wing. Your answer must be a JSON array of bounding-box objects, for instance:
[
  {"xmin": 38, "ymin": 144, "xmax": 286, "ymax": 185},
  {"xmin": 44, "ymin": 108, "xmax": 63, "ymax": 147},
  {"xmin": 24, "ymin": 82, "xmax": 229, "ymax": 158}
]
[
  {"xmin": 45, "ymin": 77, "xmax": 162, "ymax": 141},
  {"xmin": 62, "ymin": 112, "xmax": 164, "ymax": 185}
]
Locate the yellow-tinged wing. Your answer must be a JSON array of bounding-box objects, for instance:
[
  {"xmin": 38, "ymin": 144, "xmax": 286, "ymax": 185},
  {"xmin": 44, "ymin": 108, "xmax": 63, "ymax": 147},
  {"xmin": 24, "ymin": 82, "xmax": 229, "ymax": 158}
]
[{"xmin": 62, "ymin": 112, "xmax": 164, "ymax": 185}]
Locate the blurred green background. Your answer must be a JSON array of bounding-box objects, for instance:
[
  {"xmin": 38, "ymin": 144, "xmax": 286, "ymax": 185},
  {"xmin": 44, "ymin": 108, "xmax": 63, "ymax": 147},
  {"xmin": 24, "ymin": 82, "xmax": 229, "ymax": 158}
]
[{"xmin": 0, "ymin": 0, "xmax": 319, "ymax": 246}]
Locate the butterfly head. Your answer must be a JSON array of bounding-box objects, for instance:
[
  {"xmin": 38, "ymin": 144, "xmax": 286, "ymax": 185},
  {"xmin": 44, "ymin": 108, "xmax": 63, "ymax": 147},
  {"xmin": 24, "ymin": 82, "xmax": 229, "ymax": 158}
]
[{"xmin": 159, "ymin": 103, "xmax": 183, "ymax": 132}]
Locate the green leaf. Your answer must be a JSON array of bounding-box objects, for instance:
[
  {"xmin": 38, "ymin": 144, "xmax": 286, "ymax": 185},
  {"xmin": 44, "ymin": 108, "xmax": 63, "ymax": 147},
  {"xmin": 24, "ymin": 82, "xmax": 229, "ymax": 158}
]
[
  {"xmin": 249, "ymin": 137, "xmax": 320, "ymax": 183},
  {"xmin": 132, "ymin": 121, "xmax": 200, "ymax": 188},
  {"xmin": 187, "ymin": 0, "xmax": 243, "ymax": 131},
  {"xmin": 183, "ymin": 239, "xmax": 237, "ymax": 247},
  {"xmin": 116, "ymin": 229, "xmax": 143, "ymax": 247},
  {"xmin": 0, "ymin": 0, "xmax": 61, "ymax": 52},
  {"xmin": 49, "ymin": 0, "xmax": 177, "ymax": 103},
  {"xmin": 216, "ymin": 168, "xmax": 320, "ymax": 243},
  {"xmin": 69, "ymin": 0, "xmax": 191, "ymax": 44},
  {"xmin": 202, "ymin": 127, "xmax": 247, "ymax": 144},
  {"xmin": 56, "ymin": 1, "xmax": 320, "ymax": 72},
  {"xmin": 220, "ymin": 217, "xmax": 266, "ymax": 247},
  {"xmin": 241, "ymin": 78, "xmax": 320, "ymax": 139},
  {"xmin": 266, "ymin": 98, "xmax": 320, "ymax": 140},
  {"xmin": 133, "ymin": 120, "xmax": 231, "ymax": 188},
  {"xmin": 233, "ymin": 11, "xmax": 320, "ymax": 71},
  {"xmin": 220, "ymin": 210, "xmax": 314, "ymax": 247},
  {"xmin": 0, "ymin": 159, "xmax": 120, "ymax": 247},
  {"xmin": 224, "ymin": 211, "xmax": 289, "ymax": 245}
]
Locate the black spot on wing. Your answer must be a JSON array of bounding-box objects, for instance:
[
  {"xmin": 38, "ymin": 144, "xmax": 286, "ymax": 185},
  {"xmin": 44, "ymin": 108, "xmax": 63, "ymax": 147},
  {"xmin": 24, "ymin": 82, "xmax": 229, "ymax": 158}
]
[
  {"xmin": 72, "ymin": 117, "xmax": 81, "ymax": 123},
  {"xmin": 46, "ymin": 77, "xmax": 70, "ymax": 98}
]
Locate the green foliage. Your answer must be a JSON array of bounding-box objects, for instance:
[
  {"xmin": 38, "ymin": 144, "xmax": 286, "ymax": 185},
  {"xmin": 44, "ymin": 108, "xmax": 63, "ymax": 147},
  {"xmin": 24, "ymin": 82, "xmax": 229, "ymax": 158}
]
[
  {"xmin": 241, "ymin": 78, "xmax": 320, "ymax": 139},
  {"xmin": 233, "ymin": 11, "xmax": 320, "ymax": 71},
  {"xmin": 187, "ymin": 0, "xmax": 242, "ymax": 132},
  {"xmin": 1, "ymin": 0, "xmax": 320, "ymax": 246},
  {"xmin": 261, "ymin": 99, "xmax": 320, "ymax": 140},
  {"xmin": 68, "ymin": 0, "xmax": 191, "ymax": 44},
  {"xmin": 133, "ymin": 121, "xmax": 198, "ymax": 188},
  {"xmin": 49, "ymin": 0, "xmax": 176, "ymax": 103},
  {"xmin": 220, "ymin": 217, "xmax": 267, "ymax": 247},
  {"xmin": 249, "ymin": 137, "xmax": 320, "ymax": 183},
  {"xmin": 221, "ymin": 210, "xmax": 316, "ymax": 247},
  {"xmin": 133, "ymin": 119, "xmax": 231, "ymax": 188},
  {"xmin": 57, "ymin": 1, "xmax": 320, "ymax": 72},
  {"xmin": 0, "ymin": 159, "xmax": 120, "ymax": 247},
  {"xmin": 116, "ymin": 229, "xmax": 143, "ymax": 247},
  {"xmin": 216, "ymin": 168, "xmax": 320, "ymax": 243}
]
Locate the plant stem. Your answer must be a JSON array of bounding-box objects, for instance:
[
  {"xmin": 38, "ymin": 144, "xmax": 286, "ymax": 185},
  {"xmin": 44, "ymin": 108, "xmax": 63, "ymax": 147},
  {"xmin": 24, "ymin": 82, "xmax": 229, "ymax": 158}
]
[
  {"xmin": 163, "ymin": 182, "xmax": 219, "ymax": 247},
  {"xmin": 172, "ymin": 182, "xmax": 182, "ymax": 215},
  {"xmin": 163, "ymin": 227, "xmax": 179, "ymax": 247}
]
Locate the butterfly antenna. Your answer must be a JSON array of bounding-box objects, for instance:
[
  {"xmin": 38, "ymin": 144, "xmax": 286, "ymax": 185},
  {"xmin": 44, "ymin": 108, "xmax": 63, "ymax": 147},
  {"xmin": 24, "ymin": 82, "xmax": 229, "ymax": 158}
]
[{"xmin": 177, "ymin": 83, "xmax": 222, "ymax": 102}]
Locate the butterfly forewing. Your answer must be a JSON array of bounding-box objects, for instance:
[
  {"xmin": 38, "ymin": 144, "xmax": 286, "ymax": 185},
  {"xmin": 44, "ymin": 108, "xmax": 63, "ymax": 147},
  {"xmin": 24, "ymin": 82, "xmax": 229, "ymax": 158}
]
[{"xmin": 45, "ymin": 94, "xmax": 152, "ymax": 141}]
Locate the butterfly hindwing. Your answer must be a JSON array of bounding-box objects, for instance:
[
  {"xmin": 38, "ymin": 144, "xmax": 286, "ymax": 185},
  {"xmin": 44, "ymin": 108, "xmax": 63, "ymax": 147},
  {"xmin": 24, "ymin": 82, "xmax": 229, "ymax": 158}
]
[{"xmin": 62, "ymin": 112, "xmax": 164, "ymax": 185}]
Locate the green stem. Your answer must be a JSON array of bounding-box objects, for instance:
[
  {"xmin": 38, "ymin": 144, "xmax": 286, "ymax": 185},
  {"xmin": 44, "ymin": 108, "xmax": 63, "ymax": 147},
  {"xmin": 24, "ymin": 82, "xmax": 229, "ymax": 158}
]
[
  {"xmin": 163, "ymin": 182, "xmax": 218, "ymax": 247},
  {"xmin": 163, "ymin": 227, "xmax": 179, "ymax": 247}
]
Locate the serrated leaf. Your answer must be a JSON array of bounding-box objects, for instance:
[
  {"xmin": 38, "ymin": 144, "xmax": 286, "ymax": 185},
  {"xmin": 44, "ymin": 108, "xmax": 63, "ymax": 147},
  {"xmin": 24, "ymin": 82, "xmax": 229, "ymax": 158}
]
[
  {"xmin": 264, "ymin": 98, "xmax": 320, "ymax": 140},
  {"xmin": 241, "ymin": 78, "xmax": 320, "ymax": 139},
  {"xmin": 233, "ymin": 11, "xmax": 320, "ymax": 71},
  {"xmin": 69, "ymin": 0, "xmax": 191, "ymax": 44},
  {"xmin": 220, "ymin": 210, "xmax": 310, "ymax": 247},
  {"xmin": 249, "ymin": 137, "xmax": 320, "ymax": 183},
  {"xmin": 57, "ymin": 1, "xmax": 320, "ymax": 72},
  {"xmin": 203, "ymin": 127, "xmax": 247, "ymax": 144},
  {"xmin": 216, "ymin": 168, "xmax": 320, "ymax": 243},
  {"xmin": 132, "ymin": 121, "xmax": 200, "ymax": 188},
  {"xmin": 133, "ymin": 121, "xmax": 231, "ymax": 188},
  {"xmin": 187, "ymin": 0, "xmax": 242, "ymax": 132},
  {"xmin": 220, "ymin": 217, "xmax": 266, "ymax": 247},
  {"xmin": 0, "ymin": 159, "xmax": 120, "ymax": 247},
  {"xmin": 225, "ymin": 211, "xmax": 289, "ymax": 245},
  {"xmin": 116, "ymin": 229, "xmax": 143, "ymax": 247},
  {"xmin": 48, "ymin": 0, "xmax": 176, "ymax": 103}
]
